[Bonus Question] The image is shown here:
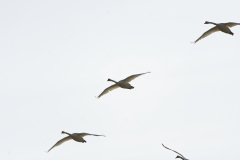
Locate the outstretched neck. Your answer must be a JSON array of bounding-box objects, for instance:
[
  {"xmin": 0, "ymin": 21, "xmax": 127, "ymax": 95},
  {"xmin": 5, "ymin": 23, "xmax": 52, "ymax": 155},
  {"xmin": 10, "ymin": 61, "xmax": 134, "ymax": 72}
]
[
  {"xmin": 205, "ymin": 21, "xmax": 217, "ymax": 25},
  {"xmin": 108, "ymin": 78, "xmax": 117, "ymax": 84},
  {"xmin": 62, "ymin": 131, "xmax": 71, "ymax": 136}
]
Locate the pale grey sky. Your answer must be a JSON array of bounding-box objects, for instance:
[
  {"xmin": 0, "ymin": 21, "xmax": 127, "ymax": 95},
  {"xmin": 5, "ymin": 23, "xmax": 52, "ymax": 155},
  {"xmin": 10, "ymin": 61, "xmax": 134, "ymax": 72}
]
[{"xmin": 0, "ymin": 0, "xmax": 240, "ymax": 160}]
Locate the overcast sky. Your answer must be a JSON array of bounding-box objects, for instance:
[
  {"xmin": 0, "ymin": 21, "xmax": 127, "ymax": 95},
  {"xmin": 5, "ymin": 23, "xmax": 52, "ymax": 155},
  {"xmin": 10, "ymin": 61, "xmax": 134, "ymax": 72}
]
[{"xmin": 0, "ymin": 0, "xmax": 240, "ymax": 160}]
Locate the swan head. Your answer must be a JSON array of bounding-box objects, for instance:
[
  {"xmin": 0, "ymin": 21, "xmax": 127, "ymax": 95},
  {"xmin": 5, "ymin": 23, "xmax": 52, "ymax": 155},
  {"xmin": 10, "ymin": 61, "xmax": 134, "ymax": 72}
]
[
  {"xmin": 61, "ymin": 131, "xmax": 66, "ymax": 134},
  {"xmin": 204, "ymin": 21, "xmax": 210, "ymax": 24}
]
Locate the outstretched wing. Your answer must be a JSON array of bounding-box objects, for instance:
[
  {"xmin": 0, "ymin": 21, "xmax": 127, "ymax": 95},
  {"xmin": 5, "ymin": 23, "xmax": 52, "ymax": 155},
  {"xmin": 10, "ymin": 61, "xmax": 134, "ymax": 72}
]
[
  {"xmin": 122, "ymin": 72, "xmax": 150, "ymax": 83},
  {"xmin": 224, "ymin": 22, "xmax": 240, "ymax": 28},
  {"xmin": 162, "ymin": 144, "xmax": 185, "ymax": 158},
  {"xmin": 48, "ymin": 136, "xmax": 71, "ymax": 152},
  {"xmin": 193, "ymin": 26, "xmax": 219, "ymax": 43},
  {"xmin": 78, "ymin": 133, "xmax": 105, "ymax": 137},
  {"xmin": 97, "ymin": 84, "xmax": 119, "ymax": 98}
]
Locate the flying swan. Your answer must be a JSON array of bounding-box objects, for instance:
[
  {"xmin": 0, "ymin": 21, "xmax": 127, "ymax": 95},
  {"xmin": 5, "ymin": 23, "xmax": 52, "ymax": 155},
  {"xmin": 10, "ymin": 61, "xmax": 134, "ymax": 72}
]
[
  {"xmin": 47, "ymin": 131, "xmax": 105, "ymax": 152},
  {"xmin": 97, "ymin": 72, "xmax": 150, "ymax": 98},
  {"xmin": 193, "ymin": 21, "xmax": 240, "ymax": 43},
  {"xmin": 162, "ymin": 144, "xmax": 189, "ymax": 160}
]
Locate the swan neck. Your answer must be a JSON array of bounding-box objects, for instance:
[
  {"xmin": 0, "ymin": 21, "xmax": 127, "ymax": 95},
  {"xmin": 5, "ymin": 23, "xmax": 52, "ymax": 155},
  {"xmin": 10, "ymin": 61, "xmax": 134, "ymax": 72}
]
[
  {"xmin": 62, "ymin": 131, "xmax": 71, "ymax": 136},
  {"xmin": 109, "ymin": 79, "xmax": 117, "ymax": 83},
  {"xmin": 207, "ymin": 21, "xmax": 217, "ymax": 25}
]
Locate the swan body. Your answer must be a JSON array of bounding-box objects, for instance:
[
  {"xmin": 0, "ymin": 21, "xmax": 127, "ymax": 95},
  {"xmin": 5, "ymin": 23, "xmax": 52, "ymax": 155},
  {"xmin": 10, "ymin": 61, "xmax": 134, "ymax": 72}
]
[
  {"xmin": 97, "ymin": 72, "xmax": 150, "ymax": 98},
  {"xmin": 108, "ymin": 79, "xmax": 134, "ymax": 89},
  {"xmin": 193, "ymin": 21, "xmax": 240, "ymax": 43},
  {"xmin": 162, "ymin": 144, "xmax": 189, "ymax": 160},
  {"xmin": 48, "ymin": 131, "xmax": 105, "ymax": 152}
]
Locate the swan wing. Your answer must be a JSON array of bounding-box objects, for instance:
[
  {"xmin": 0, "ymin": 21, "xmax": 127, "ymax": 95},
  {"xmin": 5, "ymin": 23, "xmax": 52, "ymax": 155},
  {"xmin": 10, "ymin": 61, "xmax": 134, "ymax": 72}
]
[
  {"xmin": 123, "ymin": 72, "xmax": 150, "ymax": 83},
  {"xmin": 224, "ymin": 22, "xmax": 240, "ymax": 28},
  {"xmin": 97, "ymin": 84, "xmax": 119, "ymax": 98},
  {"xmin": 78, "ymin": 133, "xmax": 105, "ymax": 137},
  {"xmin": 48, "ymin": 136, "xmax": 71, "ymax": 152},
  {"xmin": 193, "ymin": 26, "xmax": 219, "ymax": 43},
  {"xmin": 162, "ymin": 144, "xmax": 185, "ymax": 159}
]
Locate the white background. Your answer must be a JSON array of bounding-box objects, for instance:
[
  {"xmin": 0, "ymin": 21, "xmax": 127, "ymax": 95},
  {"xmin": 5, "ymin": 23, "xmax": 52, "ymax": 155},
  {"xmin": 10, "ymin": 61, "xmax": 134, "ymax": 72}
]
[{"xmin": 0, "ymin": 0, "xmax": 240, "ymax": 159}]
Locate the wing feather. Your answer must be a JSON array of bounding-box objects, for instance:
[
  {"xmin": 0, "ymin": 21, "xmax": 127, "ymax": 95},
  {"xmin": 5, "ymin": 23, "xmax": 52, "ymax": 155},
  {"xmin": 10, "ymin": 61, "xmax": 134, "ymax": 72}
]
[
  {"xmin": 122, "ymin": 72, "xmax": 150, "ymax": 83},
  {"xmin": 48, "ymin": 136, "xmax": 71, "ymax": 152},
  {"xmin": 162, "ymin": 144, "xmax": 185, "ymax": 158},
  {"xmin": 78, "ymin": 133, "xmax": 105, "ymax": 137},
  {"xmin": 97, "ymin": 84, "xmax": 119, "ymax": 98},
  {"xmin": 224, "ymin": 22, "xmax": 240, "ymax": 28},
  {"xmin": 193, "ymin": 26, "xmax": 219, "ymax": 43}
]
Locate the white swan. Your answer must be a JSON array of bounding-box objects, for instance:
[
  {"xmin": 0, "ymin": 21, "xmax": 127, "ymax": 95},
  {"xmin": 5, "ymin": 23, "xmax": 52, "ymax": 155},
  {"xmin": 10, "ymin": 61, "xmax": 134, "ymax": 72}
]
[
  {"xmin": 97, "ymin": 72, "xmax": 150, "ymax": 98},
  {"xmin": 48, "ymin": 131, "xmax": 105, "ymax": 152},
  {"xmin": 162, "ymin": 144, "xmax": 189, "ymax": 160},
  {"xmin": 193, "ymin": 21, "xmax": 240, "ymax": 43}
]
